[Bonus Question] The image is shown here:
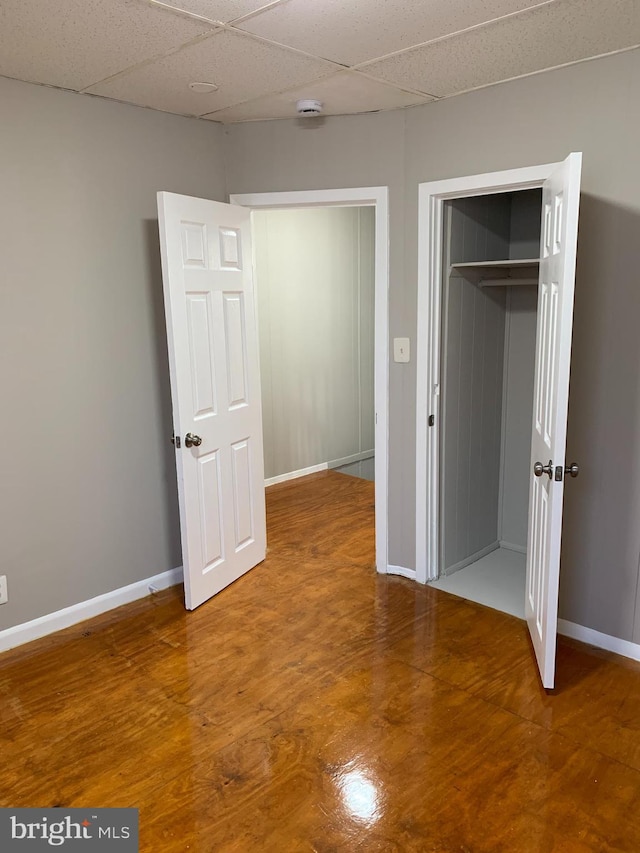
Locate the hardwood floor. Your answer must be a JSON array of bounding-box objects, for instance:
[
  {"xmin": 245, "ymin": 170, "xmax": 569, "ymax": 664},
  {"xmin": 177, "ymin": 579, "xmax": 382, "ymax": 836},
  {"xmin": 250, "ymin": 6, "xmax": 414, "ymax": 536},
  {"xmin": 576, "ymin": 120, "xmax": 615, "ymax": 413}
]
[{"xmin": 2, "ymin": 469, "xmax": 640, "ymax": 851}]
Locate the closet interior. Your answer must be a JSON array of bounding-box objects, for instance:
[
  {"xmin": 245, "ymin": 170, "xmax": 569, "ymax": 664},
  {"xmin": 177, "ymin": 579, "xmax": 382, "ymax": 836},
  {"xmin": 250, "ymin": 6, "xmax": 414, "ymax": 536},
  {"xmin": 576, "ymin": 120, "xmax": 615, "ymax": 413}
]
[{"xmin": 430, "ymin": 189, "xmax": 543, "ymax": 618}]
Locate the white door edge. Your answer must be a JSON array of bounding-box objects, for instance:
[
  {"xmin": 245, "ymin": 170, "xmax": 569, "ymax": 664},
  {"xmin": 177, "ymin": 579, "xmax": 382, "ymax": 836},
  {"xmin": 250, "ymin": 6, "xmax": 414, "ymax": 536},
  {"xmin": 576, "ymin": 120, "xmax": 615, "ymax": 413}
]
[
  {"xmin": 230, "ymin": 188, "xmax": 389, "ymax": 575},
  {"xmin": 415, "ymin": 163, "xmax": 561, "ymax": 585}
]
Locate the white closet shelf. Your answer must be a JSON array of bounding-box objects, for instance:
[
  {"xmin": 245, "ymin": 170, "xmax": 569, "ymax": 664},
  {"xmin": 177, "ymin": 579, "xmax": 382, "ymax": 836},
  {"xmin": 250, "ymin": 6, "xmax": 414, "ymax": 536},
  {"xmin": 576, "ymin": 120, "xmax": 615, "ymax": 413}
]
[{"xmin": 450, "ymin": 258, "xmax": 539, "ymax": 288}]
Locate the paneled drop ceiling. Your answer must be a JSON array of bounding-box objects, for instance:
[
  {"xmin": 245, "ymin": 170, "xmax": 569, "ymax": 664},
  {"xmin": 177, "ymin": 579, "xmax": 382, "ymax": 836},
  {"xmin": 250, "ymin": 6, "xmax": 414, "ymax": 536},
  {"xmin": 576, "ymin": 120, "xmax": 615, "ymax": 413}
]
[{"xmin": 0, "ymin": 0, "xmax": 638, "ymax": 123}]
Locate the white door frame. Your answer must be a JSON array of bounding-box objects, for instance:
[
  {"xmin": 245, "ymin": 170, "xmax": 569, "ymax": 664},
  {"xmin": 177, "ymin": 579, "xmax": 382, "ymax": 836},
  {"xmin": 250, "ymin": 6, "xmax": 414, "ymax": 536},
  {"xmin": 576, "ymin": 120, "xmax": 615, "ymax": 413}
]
[
  {"xmin": 415, "ymin": 163, "xmax": 560, "ymax": 585},
  {"xmin": 230, "ymin": 187, "xmax": 389, "ymax": 575}
]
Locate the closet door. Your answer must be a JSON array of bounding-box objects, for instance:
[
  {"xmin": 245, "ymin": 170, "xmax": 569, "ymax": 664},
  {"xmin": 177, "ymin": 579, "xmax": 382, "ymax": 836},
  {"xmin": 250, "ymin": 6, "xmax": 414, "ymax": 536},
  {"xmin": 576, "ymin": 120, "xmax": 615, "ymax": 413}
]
[{"xmin": 526, "ymin": 153, "xmax": 582, "ymax": 689}]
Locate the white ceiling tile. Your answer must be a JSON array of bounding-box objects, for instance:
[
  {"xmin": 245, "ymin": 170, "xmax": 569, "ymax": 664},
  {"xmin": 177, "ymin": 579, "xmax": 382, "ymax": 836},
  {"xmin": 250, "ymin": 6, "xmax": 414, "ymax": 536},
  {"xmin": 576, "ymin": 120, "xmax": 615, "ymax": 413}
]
[
  {"xmin": 235, "ymin": 0, "xmax": 550, "ymax": 66},
  {"xmin": 147, "ymin": 0, "xmax": 284, "ymax": 25},
  {"xmin": 0, "ymin": 0, "xmax": 216, "ymax": 91},
  {"xmin": 1, "ymin": 0, "xmax": 637, "ymax": 121},
  {"xmin": 363, "ymin": 0, "xmax": 640, "ymax": 97},
  {"xmin": 204, "ymin": 70, "xmax": 434, "ymax": 122},
  {"xmin": 86, "ymin": 29, "xmax": 337, "ymax": 116}
]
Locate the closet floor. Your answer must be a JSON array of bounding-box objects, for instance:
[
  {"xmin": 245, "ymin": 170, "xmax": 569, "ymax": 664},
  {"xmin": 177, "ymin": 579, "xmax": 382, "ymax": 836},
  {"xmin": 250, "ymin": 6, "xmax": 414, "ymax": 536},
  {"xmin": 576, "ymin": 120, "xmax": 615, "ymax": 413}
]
[{"xmin": 430, "ymin": 546, "xmax": 526, "ymax": 619}]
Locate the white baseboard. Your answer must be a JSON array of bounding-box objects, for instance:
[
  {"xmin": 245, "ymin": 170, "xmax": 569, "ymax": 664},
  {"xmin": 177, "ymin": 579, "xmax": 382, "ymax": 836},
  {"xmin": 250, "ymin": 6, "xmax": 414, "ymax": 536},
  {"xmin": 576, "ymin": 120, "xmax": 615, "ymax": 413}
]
[
  {"xmin": 0, "ymin": 567, "xmax": 183, "ymax": 654},
  {"xmin": 328, "ymin": 449, "xmax": 375, "ymax": 469},
  {"xmin": 444, "ymin": 540, "xmax": 500, "ymax": 576},
  {"xmin": 500, "ymin": 540, "xmax": 527, "ymax": 555},
  {"xmin": 386, "ymin": 564, "xmax": 417, "ymax": 581},
  {"xmin": 3, "ymin": 565, "xmax": 639, "ymax": 668},
  {"xmin": 265, "ymin": 462, "xmax": 328, "ymax": 487},
  {"xmin": 264, "ymin": 452, "xmax": 376, "ymax": 486},
  {"xmin": 557, "ymin": 619, "xmax": 640, "ymax": 663}
]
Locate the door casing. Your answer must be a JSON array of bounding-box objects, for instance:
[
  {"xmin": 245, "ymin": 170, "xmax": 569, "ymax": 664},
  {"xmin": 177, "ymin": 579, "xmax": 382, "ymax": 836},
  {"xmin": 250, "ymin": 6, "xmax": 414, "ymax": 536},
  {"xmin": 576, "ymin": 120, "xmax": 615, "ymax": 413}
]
[
  {"xmin": 230, "ymin": 187, "xmax": 390, "ymax": 575},
  {"xmin": 415, "ymin": 163, "xmax": 560, "ymax": 585}
]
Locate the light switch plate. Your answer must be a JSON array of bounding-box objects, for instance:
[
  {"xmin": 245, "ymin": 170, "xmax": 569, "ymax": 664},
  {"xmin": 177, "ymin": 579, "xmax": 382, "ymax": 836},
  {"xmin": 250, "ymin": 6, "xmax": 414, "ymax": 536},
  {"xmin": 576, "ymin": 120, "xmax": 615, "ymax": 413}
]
[
  {"xmin": 0, "ymin": 575, "xmax": 7, "ymax": 605},
  {"xmin": 393, "ymin": 337, "xmax": 410, "ymax": 363}
]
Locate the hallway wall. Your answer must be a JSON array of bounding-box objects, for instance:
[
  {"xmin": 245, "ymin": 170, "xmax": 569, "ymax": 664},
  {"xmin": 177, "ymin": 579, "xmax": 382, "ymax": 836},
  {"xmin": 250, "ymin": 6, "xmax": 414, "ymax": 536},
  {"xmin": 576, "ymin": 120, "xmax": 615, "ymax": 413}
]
[{"xmin": 253, "ymin": 206, "xmax": 374, "ymax": 480}]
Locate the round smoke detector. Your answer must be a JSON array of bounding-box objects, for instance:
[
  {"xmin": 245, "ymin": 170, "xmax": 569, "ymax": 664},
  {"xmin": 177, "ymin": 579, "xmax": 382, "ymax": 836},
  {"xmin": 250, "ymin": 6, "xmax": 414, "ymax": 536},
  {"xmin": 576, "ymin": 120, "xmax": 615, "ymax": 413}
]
[{"xmin": 296, "ymin": 99, "xmax": 323, "ymax": 116}]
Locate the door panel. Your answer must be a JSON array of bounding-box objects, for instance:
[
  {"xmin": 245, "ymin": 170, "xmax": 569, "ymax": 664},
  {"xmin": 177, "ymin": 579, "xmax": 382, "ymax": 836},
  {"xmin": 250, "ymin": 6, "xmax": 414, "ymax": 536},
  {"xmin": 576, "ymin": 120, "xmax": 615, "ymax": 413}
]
[
  {"xmin": 231, "ymin": 439, "xmax": 254, "ymax": 548},
  {"xmin": 158, "ymin": 192, "xmax": 266, "ymax": 610},
  {"xmin": 526, "ymin": 153, "xmax": 582, "ymax": 688},
  {"xmin": 186, "ymin": 293, "xmax": 217, "ymax": 418},
  {"xmin": 223, "ymin": 292, "xmax": 248, "ymax": 406}
]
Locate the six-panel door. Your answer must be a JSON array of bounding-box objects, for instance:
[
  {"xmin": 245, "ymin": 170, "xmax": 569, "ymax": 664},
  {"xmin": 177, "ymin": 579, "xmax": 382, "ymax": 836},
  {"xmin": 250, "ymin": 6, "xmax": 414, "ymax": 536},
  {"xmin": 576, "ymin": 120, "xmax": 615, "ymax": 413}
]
[
  {"xmin": 526, "ymin": 153, "xmax": 582, "ymax": 688},
  {"xmin": 158, "ymin": 193, "xmax": 266, "ymax": 610}
]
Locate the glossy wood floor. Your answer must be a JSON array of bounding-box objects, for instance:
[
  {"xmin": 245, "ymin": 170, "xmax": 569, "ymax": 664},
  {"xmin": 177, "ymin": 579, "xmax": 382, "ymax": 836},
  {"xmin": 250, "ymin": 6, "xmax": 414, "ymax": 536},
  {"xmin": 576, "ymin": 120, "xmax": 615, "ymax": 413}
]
[{"xmin": 3, "ymin": 471, "xmax": 640, "ymax": 851}]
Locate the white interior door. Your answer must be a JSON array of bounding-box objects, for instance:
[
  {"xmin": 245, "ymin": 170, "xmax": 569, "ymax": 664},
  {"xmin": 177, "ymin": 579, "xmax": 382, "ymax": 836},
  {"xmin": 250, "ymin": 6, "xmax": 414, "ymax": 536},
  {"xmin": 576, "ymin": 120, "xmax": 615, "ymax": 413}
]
[
  {"xmin": 526, "ymin": 152, "xmax": 582, "ymax": 688},
  {"xmin": 157, "ymin": 192, "xmax": 266, "ymax": 610}
]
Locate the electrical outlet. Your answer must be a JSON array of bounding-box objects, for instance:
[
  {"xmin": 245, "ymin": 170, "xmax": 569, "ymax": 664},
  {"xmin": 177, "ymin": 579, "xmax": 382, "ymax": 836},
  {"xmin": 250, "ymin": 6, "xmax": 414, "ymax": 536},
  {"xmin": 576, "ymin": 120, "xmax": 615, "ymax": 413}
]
[{"xmin": 0, "ymin": 575, "xmax": 7, "ymax": 605}]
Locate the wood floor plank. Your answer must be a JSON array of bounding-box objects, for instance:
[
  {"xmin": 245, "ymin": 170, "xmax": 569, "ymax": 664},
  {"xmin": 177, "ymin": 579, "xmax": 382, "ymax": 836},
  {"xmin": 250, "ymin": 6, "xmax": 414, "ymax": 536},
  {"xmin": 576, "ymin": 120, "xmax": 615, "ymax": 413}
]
[{"xmin": 2, "ymin": 470, "xmax": 640, "ymax": 850}]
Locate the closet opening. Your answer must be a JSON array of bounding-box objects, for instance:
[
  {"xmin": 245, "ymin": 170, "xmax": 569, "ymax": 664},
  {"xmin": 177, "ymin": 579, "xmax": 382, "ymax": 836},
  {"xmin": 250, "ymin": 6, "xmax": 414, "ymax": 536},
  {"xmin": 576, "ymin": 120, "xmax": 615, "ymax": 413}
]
[{"xmin": 430, "ymin": 188, "xmax": 543, "ymax": 617}]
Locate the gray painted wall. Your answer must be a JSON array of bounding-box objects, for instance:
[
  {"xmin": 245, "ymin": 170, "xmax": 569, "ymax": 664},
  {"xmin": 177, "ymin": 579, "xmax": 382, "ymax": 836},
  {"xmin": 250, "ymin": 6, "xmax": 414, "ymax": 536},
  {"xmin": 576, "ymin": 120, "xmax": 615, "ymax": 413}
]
[
  {"xmin": 509, "ymin": 190, "xmax": 543, "ymax": 260},
  {"xmin": 445, "ymin": 189, "xmax": 541, "ymax": 264},
  {"xmin": 224, "ymin": 47, "xmax": 640, "ymax": 643},
  {"xmin": 252, "ymin": 207, "xmax": 374, "ymax": 480},
  {"xmin": 500, "ymin": 286, "xmax": 538, "ymax": 550},
  {"xmin": 442, "ymin": 279, "xmax": 538, "ymax": 566},
  {"xmin": 441, "ymin": 275, "xmax": 506, "ymax": 573},
  {"xmin": 447, "ymin": 195, "xmax": 510, "ymax": 264},
  {"xmin": 0, "ymin": 77, "xmax": 227, "ymax": 630},
  {"xmin": 441, "ymin": 198, "xmax": 507, "ymax": 573}
]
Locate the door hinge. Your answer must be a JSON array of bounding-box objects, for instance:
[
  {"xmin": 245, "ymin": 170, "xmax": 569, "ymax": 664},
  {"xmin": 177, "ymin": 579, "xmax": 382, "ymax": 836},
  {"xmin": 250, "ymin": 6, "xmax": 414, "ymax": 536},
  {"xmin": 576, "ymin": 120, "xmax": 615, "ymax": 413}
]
[{"xmin": 428, "ymin": 414, "xmax": 435, "ymax": 427}]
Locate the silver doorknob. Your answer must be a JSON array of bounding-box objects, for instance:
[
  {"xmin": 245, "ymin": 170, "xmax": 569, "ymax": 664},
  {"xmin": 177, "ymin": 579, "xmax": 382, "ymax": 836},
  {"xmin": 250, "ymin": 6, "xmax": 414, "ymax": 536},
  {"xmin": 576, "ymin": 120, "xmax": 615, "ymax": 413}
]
[
  {"xmin": 184, "ymin": 432, "xmax": 202, "ymax": 448},
  {"xmin": 534, "ymin": 460, "xmax": 553, "ymax": 479},
  {"xmin": 564, "ymin": 462, "xmax": 579, "ymax": 478}
]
